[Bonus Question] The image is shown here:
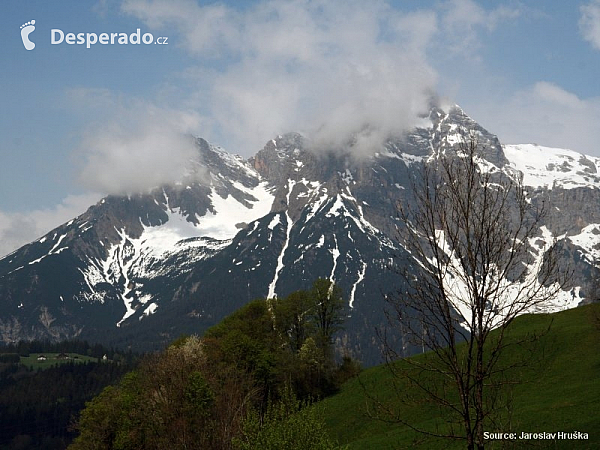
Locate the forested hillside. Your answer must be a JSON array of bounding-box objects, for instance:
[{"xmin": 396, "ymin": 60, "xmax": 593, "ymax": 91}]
[
  {"xmin": 0, "ymin": 341, "xmax": 137, "ymax": 450},
  {"xmin": 70, "ymin": 279, "xmax": 358, "ymax": 450}
]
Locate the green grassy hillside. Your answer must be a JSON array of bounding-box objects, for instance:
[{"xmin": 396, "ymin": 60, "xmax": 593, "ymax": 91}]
[
  {"xmin": 323, "ymin": 303, "xmax": 600, "ymax": 449},
  {"xmin": 20, "ymin": 352, "xmax": 98, "ymax": 370}
]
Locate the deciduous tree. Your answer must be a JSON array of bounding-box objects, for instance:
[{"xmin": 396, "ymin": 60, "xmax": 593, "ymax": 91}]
[{"xmin": 376, "ymin": 133, "xmax": 569, "ymax": 450}]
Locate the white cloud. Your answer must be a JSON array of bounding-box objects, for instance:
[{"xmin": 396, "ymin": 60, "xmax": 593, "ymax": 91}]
[
  {"xmin": 532, "ymin": 81, "xmax": 586, "ymax": 110},
  {"xmin": 580, "ymin": 0, "xmax": 600, "ymax": 50},
  {"xmin": 470, "ymin": 82, "xmax": 600, "ymax": 155},
  {"xmin": 439, "ymin": 0, "xmax": 521, "ymax": 55},
  {"xmin": 0, "ymin": 194, "xmax": 100, "ymax": 258},
  {"xmin": 119, "ymin": 0, "xmax": 532, "ymax": 157},
  {"xmin": 1, "ymin": 91, "xmax": 205, "ymax": 256},
  {"xmin": 121, "ymin": 0, "xmax": 439, "ymax": 156},
  {"xmin": 117, "ymin": 0, "xmax": 592, "ymax": 162},
  {"xmin": 121, "ymin": 0, "xmax": 241, "ymax": 56},
  {"xmin": 70, "ymin": 89, "xmax": 204, "ymax": 195}
]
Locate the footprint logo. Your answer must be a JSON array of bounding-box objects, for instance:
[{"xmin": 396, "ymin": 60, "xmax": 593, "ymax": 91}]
[{"xmin": 20, "ymin": 20, "xmax": 36, "ymax": 50}]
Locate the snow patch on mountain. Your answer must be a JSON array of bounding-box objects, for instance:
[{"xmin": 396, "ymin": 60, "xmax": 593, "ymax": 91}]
[
  {"xmin": 503, "ymin": 144, "xmax": 600, "ymax": 189},
  {"xmin": 349, "ymin": 261, "xmax": 367, "ymax": 308},
  {"xmin": 199, "ymin": 181, "xmax": 274, "ymax": 240},
  {"xmin": 141, "ymin": 209, "xmax": 207, "ymax": 255},
  {"xmin": 568, "ymin": 224, "xmax": 600, "ymax": 263},
  {"xmin": 76, "ymin": 178, "xmax": 274, "ymax": 322},
  {"xmin": 26, "ymin": 233, "xmax": 70, "ymax": 268},
  {"xmin": 268, "ymin": 180, "xmax": 296, "ymax": 299},
  {"xmin": 429, "ymin": 226, "xmax": 580, "ymax": 332},
  {"xmin": 208, "ymin": 144, "xmax": 258, "ymax": 178},
  {"xmin": 141, "ymin": 302, "xmax": 158, "ymax": 318},
  {"xmin": 329, "ymin": 234, "xmax": 340, "ymax": 285},
  {"xmin": 268, "ymin": 214, "xmax": 281, "ymax": 231}
]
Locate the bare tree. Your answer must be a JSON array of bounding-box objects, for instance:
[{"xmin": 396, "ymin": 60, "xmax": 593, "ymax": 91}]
[{"xmin": 375, "ymin": 133, "xmax": 569, "ymax": 449}]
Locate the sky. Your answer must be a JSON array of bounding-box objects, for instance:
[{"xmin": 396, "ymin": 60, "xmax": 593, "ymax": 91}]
[{"xmin": 1, "ymin": 0, "xmax": 599, "ymax": 257}]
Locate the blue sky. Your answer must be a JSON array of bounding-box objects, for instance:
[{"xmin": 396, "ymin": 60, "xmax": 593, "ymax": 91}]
[{"xmin": 1, "ymin": 0, "xmax": 599, "ymax": 256}]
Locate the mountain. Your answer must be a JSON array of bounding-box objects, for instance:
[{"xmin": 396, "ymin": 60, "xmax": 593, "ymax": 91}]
[{"xmin": 1, "ymin": 106, "xmax": 598, "ymax": 365}]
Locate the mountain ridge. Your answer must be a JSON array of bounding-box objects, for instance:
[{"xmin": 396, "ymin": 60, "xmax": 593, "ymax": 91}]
[{"xmin": 1, "ymin": 106, "xmax": 597, "ymax": 364}]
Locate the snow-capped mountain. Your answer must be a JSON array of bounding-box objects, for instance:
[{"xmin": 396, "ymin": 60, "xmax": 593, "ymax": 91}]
[{"xmin": 0, "ymin": 106, "xmax": 598, "ymax": 364}]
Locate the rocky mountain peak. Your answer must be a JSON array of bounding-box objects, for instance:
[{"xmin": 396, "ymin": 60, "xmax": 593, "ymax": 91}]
[
  {"xmin": 0, "ymin": 105, "xmax": 597, "ymax": 365},
  {"xmin": 250, "ymin": 132, "xmax": 312, "ymax": 182}
]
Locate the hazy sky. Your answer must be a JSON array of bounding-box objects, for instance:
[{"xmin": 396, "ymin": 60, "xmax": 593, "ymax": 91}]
[{"xmin": 1, "ymin": 0, "xmax": 599, "ymax": 256}]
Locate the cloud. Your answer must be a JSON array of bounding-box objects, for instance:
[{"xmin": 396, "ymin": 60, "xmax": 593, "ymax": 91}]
[
  {"xmin": 118, "ymin": 0, "xmax": 589, "ymax": 162},
  {"xmin": 121, "ymin": 0, "xmax": 440, "ymax": 157},
  {"xmin": 121, "ymin": 0, "xmax": 241, "ymax": 56},
  {"xmin": 70, "ymin": 89, "xmax": 204, "ymax": 195},
  {"xmin": 438, "ymin": 0, "xmax": 521, "ymax": 56},
  {"xmin": 1, "ymin": 91, "xmax": 206, "ymax": 257},
  {"xmin": 580, "ymin": 0, "xmax": 600, "ymax": 50},
  {"xmin": 532, "ymin": 81, "xmax": 586, "ymax": 110},
  {"xmin": 0, "ymin": 194, "xmax": 101, "ymax": 258},
  {"xmin": 470, "ymin": 82, "xmax": 600, "ymax": 155}
]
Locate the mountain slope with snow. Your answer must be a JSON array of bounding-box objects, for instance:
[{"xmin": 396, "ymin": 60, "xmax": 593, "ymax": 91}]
[
  {"xmin": 504, "ymin": 143, "xmax": 600, "ymax": 189},
  {"xmin": 0, "ymin": 107, "xmax": 598, "ymax": 364}
]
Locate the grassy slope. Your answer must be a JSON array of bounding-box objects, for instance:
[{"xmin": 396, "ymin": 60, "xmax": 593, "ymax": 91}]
[
  {"xmin": 20, "ymin": 352, "xmax": 98, "ymax": 370},
  {"xmin": 323, "ymin": 303, "xmax": 600, "ymax": 449}
]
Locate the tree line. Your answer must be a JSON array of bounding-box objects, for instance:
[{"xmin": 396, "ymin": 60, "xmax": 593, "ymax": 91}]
[
  {"xmin": 0, "ymin": 342, "xmax": 136, "ymax": 450},
  {"xmin": 0, "ymin": 339, "xmax": 133, "ymax": 361},
  {"xmin": 69, "ymin": 278, "xmax": 357, "ymax": 450}
]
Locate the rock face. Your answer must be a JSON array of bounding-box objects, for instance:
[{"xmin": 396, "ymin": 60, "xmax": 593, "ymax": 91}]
[{"xmin": 0, "ymin": 106, "xmax": 598, "ymax": 365}]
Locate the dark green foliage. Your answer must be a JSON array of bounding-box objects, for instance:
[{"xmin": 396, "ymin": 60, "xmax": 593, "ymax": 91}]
[
  {"xmin": 272, "ymin": 279, "xmax": 349, "ymax": 398},
  {"xmin": 70, "ymin": 336, "xmax": 223, "ymax": 450},
  {"xmin": 0, "ymin": 353, "xmax": 20, "ymax": 363},
  {"xmin": 204, "ymin": 279, "xmax": 351, "ymax": 401},
  {"xmin": 234, "ymin": 386, "xmax": 343, "ymax": 450},
  {"xmin": 309, "ymin": 278, "xmax": 345, "ymax": 348},
  {"xmin": 69, "ymin": 384, "xmax": 125, "ymax": 450},
  {"xmin": 334, "ymin": 356, "xmax": 362, "ymax": 386},
  {"xmin": 184, "ymin": 371, "xmax": 214, "ymax": 416},
  {"xmin": 0, "ymin": 341, "xmax": 134, "ymax": 450},
  {"xmin": 273, "ymin": 290, "xmax": 313, "ymax": 352},
  {"xmin": 70, "ymin": 280, "xmax": 357, "ymax": 449},
  {"xmin": 205, "ymin": 299, "xmax": 278, "ymax": 379}
]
